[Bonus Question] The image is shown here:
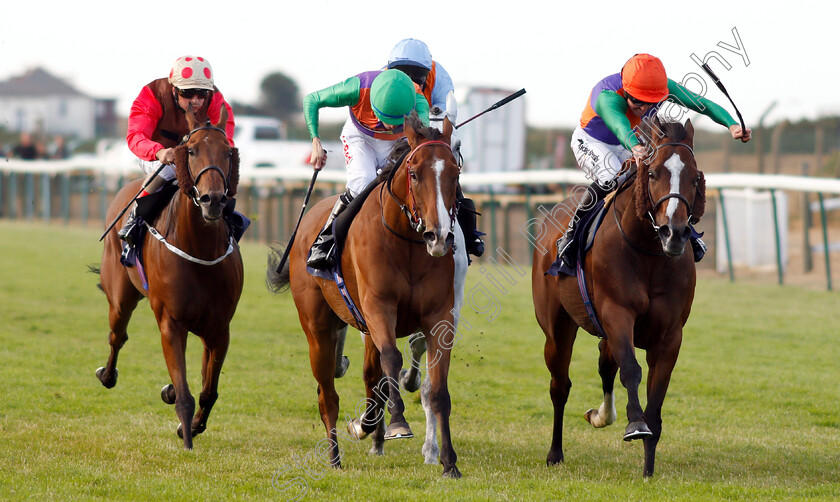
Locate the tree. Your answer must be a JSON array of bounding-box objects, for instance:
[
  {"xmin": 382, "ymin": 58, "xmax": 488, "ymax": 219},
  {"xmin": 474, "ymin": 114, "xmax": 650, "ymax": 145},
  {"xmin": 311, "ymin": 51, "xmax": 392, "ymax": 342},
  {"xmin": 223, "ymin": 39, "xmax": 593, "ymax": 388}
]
[{"xmin": 259, "ymin": 72, "xmax": 301, "ymax": 122}]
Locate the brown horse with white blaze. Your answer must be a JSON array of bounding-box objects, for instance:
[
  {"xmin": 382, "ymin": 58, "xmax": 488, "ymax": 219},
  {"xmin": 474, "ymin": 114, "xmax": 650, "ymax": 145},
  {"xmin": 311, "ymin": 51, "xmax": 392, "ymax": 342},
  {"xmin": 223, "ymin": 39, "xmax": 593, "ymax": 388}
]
[
  {"xmin": 95, "ymin": 107, "xmax": 243, "ymax": 450},
  {"xmin": 532, "ymin": 117, "xmax": 705, "ymax": 476},
  {"xmin": 268, "ymin": 112, "xmax": 463, "ymax": 477}
]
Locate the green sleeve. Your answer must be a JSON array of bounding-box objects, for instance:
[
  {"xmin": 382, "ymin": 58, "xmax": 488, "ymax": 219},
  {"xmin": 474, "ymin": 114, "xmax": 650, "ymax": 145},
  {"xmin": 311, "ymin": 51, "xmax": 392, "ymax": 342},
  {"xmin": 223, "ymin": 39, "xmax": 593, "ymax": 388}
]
[
  {"xmin": 666, "ymin": 79, "xmax": 737, "ymax": 128},
  {"xmin": 414, "ymin": 91, "xmax": 430, "ymax": 126},
  {"xmin": 303, "ymin": 77, "xmax": 362, "ymax": 139},
  {"xmin": 594, "ymin": 90, "xmax": 640, "ymax": 150}
]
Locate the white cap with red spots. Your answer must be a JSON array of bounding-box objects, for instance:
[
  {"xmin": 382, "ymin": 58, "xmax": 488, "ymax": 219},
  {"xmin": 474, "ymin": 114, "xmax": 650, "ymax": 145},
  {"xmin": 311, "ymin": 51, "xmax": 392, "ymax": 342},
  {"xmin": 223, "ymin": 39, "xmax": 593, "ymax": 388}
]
[{"xmin": 168, "ymin": 55, "xmax": 214, "ymax": 90}]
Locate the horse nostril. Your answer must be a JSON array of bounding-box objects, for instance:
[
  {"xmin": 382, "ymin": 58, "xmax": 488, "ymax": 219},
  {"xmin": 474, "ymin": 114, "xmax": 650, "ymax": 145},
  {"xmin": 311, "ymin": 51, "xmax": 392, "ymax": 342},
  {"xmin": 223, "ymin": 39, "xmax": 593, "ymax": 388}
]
[
  {"xmin": 199, "ymin": 194, "xmax": 211, "ymax": 204},
  {"xmin": 681, "ymin": 226, "xmax": 692, "ymax": 241},
  {"xmin": 658, "ymin": 225, "xmax": 672, "ymax": 240},
  {"xmin": 423, "ymin": 231, "xmax": 436, "ymax": 245},
  {"xmin": 220, "ymin": 195, "xmax": 228, "ymax": 206}
]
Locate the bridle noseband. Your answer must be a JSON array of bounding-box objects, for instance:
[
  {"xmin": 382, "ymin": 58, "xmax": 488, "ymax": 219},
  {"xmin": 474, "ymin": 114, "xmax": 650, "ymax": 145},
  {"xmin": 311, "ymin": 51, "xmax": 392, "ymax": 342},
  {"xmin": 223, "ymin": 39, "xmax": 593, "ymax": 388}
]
[
  {"xmin": 181, "ymin": 122, "xmax": 233, "ymax": 205},
  {"xmin": 386, "ymin": 139, "xmax": 459, "ymax": 235},
  {"xmin": 643, "ymin": 142, "xmax": 700, "ymax": 230}
]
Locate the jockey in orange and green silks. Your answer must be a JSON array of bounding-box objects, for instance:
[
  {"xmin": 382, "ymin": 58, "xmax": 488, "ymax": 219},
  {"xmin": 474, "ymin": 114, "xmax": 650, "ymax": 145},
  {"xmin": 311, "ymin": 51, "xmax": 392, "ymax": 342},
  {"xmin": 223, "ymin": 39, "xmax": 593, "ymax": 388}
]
[
  {"xmin": 574, "ymin": 53, "xmax": 750, "ymax": 185},
  {"xmin": 557, "ymin": 53, "xmax": 752, "ymax": 266}
]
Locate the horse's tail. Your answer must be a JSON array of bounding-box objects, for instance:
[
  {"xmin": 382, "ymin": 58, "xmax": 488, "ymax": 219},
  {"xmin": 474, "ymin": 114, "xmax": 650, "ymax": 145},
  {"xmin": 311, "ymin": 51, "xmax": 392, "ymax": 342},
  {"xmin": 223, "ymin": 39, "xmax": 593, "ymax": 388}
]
[
  {"xmin": 87, "ymin": 263, "xmax": 104, "ymax": 292},
  {"xmin": 266, "ymin": 246, "xmax": 291, "ymax": 293}
]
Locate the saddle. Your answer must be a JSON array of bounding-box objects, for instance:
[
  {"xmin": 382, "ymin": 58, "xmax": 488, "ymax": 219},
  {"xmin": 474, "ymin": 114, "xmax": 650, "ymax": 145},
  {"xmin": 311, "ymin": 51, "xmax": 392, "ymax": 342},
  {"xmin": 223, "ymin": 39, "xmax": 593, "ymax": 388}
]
[{"xmin": 546, "ymin": 196, "xmax": 610, "ymax": 278}]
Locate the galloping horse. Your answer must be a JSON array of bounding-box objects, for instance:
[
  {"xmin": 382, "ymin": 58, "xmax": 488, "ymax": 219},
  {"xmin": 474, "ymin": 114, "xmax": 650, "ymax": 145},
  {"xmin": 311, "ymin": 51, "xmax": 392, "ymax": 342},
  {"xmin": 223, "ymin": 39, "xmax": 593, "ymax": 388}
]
[
  {"xmin": 532, "ymin": 117, "xmax": 705, "ymax": 476},
  {"xmin": 268, "ymin": 112, "xmax": 463, "ymax": 477},
  {"xmin": 95, "ymin": 107, "xmax": 243, "ymax": 450}
]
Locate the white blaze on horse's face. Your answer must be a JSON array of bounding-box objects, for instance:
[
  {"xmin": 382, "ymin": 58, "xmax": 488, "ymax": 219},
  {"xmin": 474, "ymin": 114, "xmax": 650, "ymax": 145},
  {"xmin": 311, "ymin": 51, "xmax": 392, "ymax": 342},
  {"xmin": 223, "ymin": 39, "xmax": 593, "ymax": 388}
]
[
  {"xmin": 664, "ymin": 153, "xmax": 685, "ymax": 223},
  {"xmin": 427, "ymin": 156, "xmax": 454, "ymax": 257}
]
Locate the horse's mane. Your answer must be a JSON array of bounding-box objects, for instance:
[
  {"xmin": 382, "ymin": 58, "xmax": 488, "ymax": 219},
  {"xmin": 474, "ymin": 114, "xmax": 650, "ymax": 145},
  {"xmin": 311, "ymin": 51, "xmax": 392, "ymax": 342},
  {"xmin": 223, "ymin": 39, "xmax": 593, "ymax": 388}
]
[
  {"xmin": 375, "ymin": 112, "xmax": 444, "ymax": 183},
  {"xmin": 634, "ymin": 118, "xmax": 705, "ymax": 222}
]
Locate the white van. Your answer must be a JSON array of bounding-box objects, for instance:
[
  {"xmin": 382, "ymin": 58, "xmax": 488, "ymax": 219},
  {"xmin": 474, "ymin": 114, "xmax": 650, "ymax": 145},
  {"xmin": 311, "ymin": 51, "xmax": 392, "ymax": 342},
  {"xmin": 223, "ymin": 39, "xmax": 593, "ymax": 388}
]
[{"xmin": 233, "ymin": 115, "xmax": 343, "ymax": 178}]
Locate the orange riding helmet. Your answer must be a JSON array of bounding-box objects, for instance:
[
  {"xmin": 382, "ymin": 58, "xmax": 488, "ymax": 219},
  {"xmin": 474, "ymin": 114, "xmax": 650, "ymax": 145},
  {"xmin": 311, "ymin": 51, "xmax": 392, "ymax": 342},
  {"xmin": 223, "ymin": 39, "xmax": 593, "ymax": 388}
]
[{"xmin": 621, "ymin": 53, "xmax": 668, "ymax": 103}]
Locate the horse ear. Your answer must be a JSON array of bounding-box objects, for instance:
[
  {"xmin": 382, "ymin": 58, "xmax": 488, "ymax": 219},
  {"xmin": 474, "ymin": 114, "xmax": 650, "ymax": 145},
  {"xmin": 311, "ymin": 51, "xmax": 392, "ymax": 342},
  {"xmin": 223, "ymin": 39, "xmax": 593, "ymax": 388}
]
[
  {"xmin": 442, "ymin": 116, "xmax": 453, "ymax": 143},
  {"xmin": 684, "ymin": 118, "xmax": 695, "ymax": 145},
  {"xmin": 214, "ymin": 105, "xmax": 228, "ymax": 130},
  {"xmin": 228, "ymin": 148, "xmax": 240, "ymax": 197},
  {"xmin": 404, "ymin": 111, "xmax": 421, "ymax": 149},
  {"xmin": 173, "ymin": 145, "xmax": 194, "ymax": 196},
  {"xmin": 185, "ymin": 104, "xmax": 199, "ymax": 131}
]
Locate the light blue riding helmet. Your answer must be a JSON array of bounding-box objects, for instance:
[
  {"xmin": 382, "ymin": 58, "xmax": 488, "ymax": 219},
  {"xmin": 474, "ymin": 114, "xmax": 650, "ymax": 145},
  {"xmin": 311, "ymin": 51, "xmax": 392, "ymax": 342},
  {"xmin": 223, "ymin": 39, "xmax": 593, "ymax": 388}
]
[{"xmin": 387, "ymin": 38, "xmax": 433, "ymax": 70}]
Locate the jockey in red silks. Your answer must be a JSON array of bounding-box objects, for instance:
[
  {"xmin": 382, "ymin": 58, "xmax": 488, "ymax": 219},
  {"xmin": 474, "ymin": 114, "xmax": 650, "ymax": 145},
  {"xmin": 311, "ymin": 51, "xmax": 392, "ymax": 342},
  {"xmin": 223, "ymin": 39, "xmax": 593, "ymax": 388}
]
[
  {"xmin": 119, "ymin": 55, "xmax": 235, "ymax": 243},
  {"xmin": 556, "ymin": 53, "xmax": 752, "ymax": 265}
]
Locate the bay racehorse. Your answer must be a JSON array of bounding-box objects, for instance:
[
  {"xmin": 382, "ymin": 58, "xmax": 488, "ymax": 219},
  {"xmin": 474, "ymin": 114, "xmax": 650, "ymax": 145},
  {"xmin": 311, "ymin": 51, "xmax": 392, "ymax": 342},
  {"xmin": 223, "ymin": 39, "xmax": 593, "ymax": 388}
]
[
  {"xmin": 268, "ymin": 112, "xmax": 463, "ymax": 477},
  {"xmin": 532, "ymin": 117, "xmax": 705, "ymax": 476},
  {"xmin": 95, "ymin": 107, "xmax": 243, "ymax": 449}
]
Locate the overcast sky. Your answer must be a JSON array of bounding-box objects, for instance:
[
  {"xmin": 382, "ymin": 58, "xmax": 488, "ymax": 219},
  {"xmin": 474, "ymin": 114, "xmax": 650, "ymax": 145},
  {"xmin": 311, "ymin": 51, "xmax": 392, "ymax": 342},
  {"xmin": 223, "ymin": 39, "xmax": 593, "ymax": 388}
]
[{"xmin": 1, "ymin": 0, "xmax": 832, "ymax": 131}]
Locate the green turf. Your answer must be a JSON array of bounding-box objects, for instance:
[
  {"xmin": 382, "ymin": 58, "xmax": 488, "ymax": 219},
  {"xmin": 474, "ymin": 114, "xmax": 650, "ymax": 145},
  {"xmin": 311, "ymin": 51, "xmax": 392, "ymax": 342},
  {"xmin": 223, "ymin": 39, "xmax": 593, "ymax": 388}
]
[{"xmin": 0, "ymin": 221, "xmax": 838, "ymax": 500}]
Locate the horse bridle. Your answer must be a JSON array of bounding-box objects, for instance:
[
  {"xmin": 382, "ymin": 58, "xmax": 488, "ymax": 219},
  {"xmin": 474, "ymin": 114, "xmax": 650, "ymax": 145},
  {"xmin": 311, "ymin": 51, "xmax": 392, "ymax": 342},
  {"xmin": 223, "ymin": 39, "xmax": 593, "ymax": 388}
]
[
  {"xmin": 612, "ymin": 142, "xmax": 702, "ymax": 256},
  {"xmin": 180, "ymin": 122, "xmax": 233, "ymax": 205},
  {"xmin": 643, "ymin": 142, "xmax": 702, "ymax": 231},
  {"xmin": 384, "ymin": 139, "xmax": 459, "ymax": 237}
]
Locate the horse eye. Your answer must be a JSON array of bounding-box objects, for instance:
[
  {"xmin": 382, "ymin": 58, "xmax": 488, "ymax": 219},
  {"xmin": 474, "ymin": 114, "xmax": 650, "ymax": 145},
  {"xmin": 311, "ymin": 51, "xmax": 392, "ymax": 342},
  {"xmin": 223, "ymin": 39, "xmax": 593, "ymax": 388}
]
[
  {"xmin": 409, "ymin": 171, "xmax": 417, "ymax": 180},
  {"xmin": 187, "ymin": 148, "xmax": 195, "ymax": 156}
]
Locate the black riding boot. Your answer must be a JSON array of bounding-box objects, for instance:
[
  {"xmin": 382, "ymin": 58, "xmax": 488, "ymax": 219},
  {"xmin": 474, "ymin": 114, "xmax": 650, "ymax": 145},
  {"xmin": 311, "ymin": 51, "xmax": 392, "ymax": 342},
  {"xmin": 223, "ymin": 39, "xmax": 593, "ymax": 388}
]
[
  {"xmin": 456, "ymin": 195, "xmax": 484, "ymax": 258},
  {"xmin": 691, "ymin": 235, "xmax": 707, "ymax": 262},
  {"xmin": 555, "ymin": 182, "xmax": 607, "ymax": 263},
  {"xmin": 307, "ymin": 191, "xmax": 353, "ymax": 270},
  {"xmin": 117, "ymin": 205, "xmax": 138, "ymax": 246}
]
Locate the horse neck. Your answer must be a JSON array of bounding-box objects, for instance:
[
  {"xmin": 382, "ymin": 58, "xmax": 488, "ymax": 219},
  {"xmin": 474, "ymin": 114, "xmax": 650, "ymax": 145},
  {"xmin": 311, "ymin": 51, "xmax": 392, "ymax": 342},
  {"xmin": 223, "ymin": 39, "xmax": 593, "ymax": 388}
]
[
  {"xmin": 165, "ymin": 191, "xmax": 230, "ymax": 257},
  {"xmin": 382, "ymin": 163, "xmax": 418, "ymax": 236},
  {"xmin": 615, "ymin": 182, "xmax": 658, "ymax": 248}
]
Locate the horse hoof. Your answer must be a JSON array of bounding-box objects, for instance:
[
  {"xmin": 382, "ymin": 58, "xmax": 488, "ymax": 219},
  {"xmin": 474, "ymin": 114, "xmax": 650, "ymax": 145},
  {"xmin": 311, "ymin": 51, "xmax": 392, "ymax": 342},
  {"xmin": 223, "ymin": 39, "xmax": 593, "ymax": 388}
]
[
  {"xmin": 399, "ymin": 368, "xmax": 422, "ymax": 393},
  {"xmin": 177, "ymin": 423, "xmax": 183, "ymax": 439},
  {"xmin": 442, "ymin": 465, "xmax": 462, "ymax": 478},
  {"xmin": 385, "ymin": 422, "xmax": 413, "ymax": 440},
  {"xmin": 334, "ymin": 356, "xmax": 350, "ymax": 379},
  {"xmin": 95, "ymin": 367, "xmax": 118, "ymax": 388},
  {"xmin": 161, "ymin": 384, "xmax": 176, "ymax": 405},
  {"xmin": 347, "ymin": 418, "xmax": 369, "ymax": 440},
  {"xmin": 623, "ymin": 421, "xmax": 652, "ymax": 441},
  {"xmin": 546, "ymin": 451, "xmax": 564, "ymax": 466}
]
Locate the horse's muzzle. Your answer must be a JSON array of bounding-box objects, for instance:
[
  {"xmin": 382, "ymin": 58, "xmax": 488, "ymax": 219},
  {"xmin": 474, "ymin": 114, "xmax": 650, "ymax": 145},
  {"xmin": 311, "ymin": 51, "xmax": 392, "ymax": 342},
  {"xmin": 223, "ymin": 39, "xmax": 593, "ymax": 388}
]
[
  {"xmin": 657, "ymin": 223, "xmax": 691, "ymax": 257},
  {"xmin": 423, "ymin": 229, "xmax": 454, "ymax": 257},
  {"xmin": 198, "ymin": 191, "xmax": 228, "ymax": 221}
]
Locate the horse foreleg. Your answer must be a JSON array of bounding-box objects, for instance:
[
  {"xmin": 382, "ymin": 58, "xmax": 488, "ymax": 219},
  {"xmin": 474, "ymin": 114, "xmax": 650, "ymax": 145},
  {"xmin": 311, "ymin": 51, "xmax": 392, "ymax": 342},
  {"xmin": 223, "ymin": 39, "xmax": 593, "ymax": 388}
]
[
  {"xmin": 191, "ymin": 329, "xmax": 230, "ymax": 437},
  {"xmin": 604, "ymin": 316, "xmax": 650, "ymax": 442},
  {"xmin": 585, "ymin": 337, "xmax": 619, "ymax": 428},
  {"xmin": 159, "ymin": 319, "xmax": 194, "ymax": 450},
  {"xmin": 424, "ymin": 338, "xmax": 460, "ymax": 478},
  {"xmin": 400, "ymin": 332, "xmax": 426, "ymax": 393},
  {"xmin": 377, "ymin": 343, "xmax": 412, "ymax": 440},
  {"xmin": 419, "ymin": 373, "xmax": 439, "ymax": 464},
  {"xmin": 641, "ymin": 330, "xmax": 682, "ymax": 477},
  {"xmin": 352, "ymin": 335, "xmax": 386, "ymax": 455}
]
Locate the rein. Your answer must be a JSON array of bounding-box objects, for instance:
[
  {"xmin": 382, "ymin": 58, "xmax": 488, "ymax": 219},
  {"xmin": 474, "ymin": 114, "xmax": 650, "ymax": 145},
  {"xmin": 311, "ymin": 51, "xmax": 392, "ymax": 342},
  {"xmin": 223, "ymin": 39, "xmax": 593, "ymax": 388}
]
[{"xmin": 382, "ymin": 140, "xmax": 457, "ymax": 241}]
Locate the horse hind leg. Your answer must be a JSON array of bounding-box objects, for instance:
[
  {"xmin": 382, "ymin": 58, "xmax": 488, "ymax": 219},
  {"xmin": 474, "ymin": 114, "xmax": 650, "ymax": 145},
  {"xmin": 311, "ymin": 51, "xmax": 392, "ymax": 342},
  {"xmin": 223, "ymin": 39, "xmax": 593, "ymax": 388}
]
[
  {"xmin": 334, "ymin": 325, "xmax": 350, "ymax": 378},
  {"xmin": 419, "ymin": 373, "xmax": 439, "ymax": 464},
  {"xmin": 584, "ymin": 337, "xmax": 618, "ymax": 428},
  {"xmin": 399, "ymin": 332, "xmax": 426, "ymax": 393},
  {"xmin": 96, "ymin": 277, "xmax": 142, "ymax": 389}
]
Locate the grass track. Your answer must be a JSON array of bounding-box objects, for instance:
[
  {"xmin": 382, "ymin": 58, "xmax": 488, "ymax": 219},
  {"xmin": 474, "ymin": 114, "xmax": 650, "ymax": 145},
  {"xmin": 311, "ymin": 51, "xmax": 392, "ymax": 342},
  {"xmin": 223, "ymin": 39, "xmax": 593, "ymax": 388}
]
[{"xmin": 0, "ymin": 221, "xmax": 838, "ymax": 500}]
